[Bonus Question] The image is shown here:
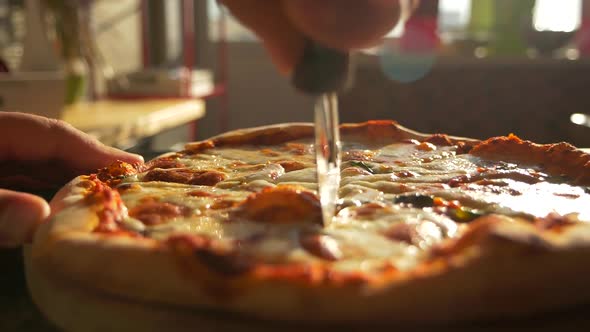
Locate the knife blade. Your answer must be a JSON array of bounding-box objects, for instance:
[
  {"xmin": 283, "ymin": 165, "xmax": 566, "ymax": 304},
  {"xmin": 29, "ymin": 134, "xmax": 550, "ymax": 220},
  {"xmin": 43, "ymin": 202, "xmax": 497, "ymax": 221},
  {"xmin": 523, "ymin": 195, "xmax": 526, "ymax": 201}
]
[
  {"xmin": 313, "ymin": 93, "xmax": 341, "ymax": 226},
  {"xmin": 293, "ymin": 40, "xmax": 351, "ymax": 227}
]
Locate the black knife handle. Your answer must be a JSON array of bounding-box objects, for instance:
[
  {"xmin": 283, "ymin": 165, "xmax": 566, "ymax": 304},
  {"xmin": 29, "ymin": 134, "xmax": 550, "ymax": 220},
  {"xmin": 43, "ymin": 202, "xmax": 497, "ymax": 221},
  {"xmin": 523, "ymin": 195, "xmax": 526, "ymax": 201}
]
[{"xmin": 292, "ymin": 39, "xmax": 352, "ymax": 95}]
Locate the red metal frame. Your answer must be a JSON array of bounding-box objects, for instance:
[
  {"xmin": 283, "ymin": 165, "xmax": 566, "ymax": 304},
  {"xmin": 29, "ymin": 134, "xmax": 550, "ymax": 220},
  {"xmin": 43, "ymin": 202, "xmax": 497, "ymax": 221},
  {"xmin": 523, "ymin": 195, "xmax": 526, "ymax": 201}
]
[
  {"xmin": 132, "ymin": 0, "xmax": 230, "ymax": 140},
  {"xmin": 216, "ymin": 5, "xmax": 229, "ymax": 133},
  {"xmin": 182, "ymin": 0, "xmax": 195, "ymax": 97},
  {"xmin": 140, "ymin": 1, "xmax": 150, "ymax": 68}
]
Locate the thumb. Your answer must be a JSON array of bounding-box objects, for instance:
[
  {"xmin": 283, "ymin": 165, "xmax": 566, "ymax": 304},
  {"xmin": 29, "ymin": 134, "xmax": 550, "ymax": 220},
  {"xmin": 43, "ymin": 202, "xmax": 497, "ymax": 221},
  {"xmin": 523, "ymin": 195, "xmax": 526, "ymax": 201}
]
[{"xmin": 0, "ymin": 189, "xmax": 50, "ymax": 248}]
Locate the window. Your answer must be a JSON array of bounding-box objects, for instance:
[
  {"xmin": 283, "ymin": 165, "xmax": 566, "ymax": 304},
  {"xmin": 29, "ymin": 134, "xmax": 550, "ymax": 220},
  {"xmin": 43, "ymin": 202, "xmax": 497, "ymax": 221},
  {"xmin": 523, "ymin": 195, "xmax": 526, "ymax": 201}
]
[
  {"xmin": 439, "ymin": 0, "xmax": 472, "ymax": 33},
  {"xmin": 207, "ymin": 0, "xmax": 256, "ymax": 41},
  {"xmin": 533, "ymin": 0, "xmax": 582, "ymax": 32}
]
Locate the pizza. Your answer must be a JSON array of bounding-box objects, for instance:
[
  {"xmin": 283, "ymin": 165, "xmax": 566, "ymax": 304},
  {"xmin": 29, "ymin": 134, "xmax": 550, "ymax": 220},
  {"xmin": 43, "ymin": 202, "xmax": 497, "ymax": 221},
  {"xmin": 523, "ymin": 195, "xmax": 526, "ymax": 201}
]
[{"xmin": 25, "ymin": 121, "xmax": 590, "ymax": 330}]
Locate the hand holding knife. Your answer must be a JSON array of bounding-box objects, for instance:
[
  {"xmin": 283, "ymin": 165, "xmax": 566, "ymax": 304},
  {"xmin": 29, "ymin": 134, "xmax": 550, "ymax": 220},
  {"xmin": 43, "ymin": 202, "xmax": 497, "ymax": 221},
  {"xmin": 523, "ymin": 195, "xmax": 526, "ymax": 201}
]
[{"xmin": 292, "ymin": 40, "xmax": 352, "ymax": 227}]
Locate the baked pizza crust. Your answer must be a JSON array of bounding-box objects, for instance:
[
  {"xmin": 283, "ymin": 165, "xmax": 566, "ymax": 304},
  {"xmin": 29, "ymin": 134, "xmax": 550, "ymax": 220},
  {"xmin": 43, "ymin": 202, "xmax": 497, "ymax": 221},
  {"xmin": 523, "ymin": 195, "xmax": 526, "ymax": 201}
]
[
  {"xmin": 26, "ymin": 121, "xmax": 590, "ymax": 327},
  {"xmin": 202, "ymin": 121, "xmax": 478, "ymax": 148},
  {"xmin": 22, "ymin": 245, "xmax": 590, "ymax": 332}
]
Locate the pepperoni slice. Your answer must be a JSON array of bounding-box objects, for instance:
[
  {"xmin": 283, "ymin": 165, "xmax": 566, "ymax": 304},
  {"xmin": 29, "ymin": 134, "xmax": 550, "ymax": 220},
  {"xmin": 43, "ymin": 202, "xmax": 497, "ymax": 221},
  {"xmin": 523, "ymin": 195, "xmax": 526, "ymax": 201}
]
[
  {"xmin": 194, "ymin": 249, "xmax": 254, "ymax": 276},
  {"xmin": 424, "ymin": 134, "xmax": 454, "ymax": 146},
  {"xmin": 299, "ymin": 233, "xmax": 342, "ymax": 261},
  {"xmin": 261, "ymin": 149, "xmax": 280, "ymax": 157},
  {"xmin": 144, "ymin": 168, "xmax": 226, "ymax": 186},
  {"xmin": 184, "ymin": 140, "xmax": 215, "ymax": 154},
  {"xmin": 236, "ymin": 186, "xmax": 321, "ymax": 224},
  {"xmin": 129, "ymin": 198, "xmax": 191, "ymax": 225},
  {"xmin": 282, "ymin": 143, "xmax": 309, "ymax": 155},
  {"xmin": 353, "ymin": 203, "xmax": 386, "ymax": 218},
  {"xmin": 166, "ymin": 235, "xmax": 253, "ymax": 277},
  {"xmin": 187, "ymin": 190, "xmax": 215, "ymax": 197},
  {"xmin": 278, "ymin": 160, "xmax": 306, "ymax": 172},
  {"xmin": 383, "ymin": 223, "xmax": 417, "ymax": 245},
  {"xmin": 145, "ymin": 156, "xmax": 185, "ymax": 170}
]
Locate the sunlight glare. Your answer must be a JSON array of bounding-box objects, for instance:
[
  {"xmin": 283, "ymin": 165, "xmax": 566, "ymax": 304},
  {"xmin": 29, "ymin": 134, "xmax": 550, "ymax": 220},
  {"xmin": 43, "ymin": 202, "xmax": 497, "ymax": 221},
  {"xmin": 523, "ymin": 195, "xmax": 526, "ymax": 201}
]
[{"xmin": 533, "ymin": 0, "xmax": 582, "ymax": 32}]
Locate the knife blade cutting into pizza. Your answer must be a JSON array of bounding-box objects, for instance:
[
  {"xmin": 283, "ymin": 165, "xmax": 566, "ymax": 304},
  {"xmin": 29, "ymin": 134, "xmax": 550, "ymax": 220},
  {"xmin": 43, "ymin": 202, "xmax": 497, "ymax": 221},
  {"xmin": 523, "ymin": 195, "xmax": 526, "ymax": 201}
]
[{"xmin": 292, "ymin": 39, "xmax": 352, "ymax": 226}]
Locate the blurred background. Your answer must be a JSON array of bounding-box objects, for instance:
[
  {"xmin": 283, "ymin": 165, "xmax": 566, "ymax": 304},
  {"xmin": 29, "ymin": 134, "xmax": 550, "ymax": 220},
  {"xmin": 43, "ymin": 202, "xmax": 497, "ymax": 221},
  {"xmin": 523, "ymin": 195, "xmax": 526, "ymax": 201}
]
[{"xmin": 2, "ymin": 0, "xmax": 590, "ymax": 153}]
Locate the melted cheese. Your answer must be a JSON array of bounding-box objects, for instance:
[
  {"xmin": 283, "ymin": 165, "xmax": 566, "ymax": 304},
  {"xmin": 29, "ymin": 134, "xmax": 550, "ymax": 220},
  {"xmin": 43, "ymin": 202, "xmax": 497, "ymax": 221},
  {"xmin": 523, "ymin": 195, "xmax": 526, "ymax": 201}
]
[
  {"xmin": 431, "ymin": 181, "xmax": 590, "ymax": 219},
  {"xmin": 113, "ymin": 138, "xmax": 590, "ymax": 273}
]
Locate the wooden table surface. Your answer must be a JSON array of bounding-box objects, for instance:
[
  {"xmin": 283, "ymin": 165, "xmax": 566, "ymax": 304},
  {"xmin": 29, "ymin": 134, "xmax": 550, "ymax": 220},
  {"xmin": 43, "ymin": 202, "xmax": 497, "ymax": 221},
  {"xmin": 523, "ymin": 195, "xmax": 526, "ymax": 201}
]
[{"xmin": 61, "ymin": 99, "xmax": 205, "ymax": 148}]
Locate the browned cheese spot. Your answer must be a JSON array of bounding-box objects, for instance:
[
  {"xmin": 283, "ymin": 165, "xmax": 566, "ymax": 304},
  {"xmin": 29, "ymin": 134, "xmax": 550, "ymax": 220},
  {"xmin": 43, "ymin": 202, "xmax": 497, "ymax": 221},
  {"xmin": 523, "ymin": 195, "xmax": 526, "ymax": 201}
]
[
  {"xmin": 342, "ymin": 149, "xmax": 376, "ymax": 162},
  {"xmin": 97, "ymin": 161, "xmax": 138, "ymax": 182},
  {"xmin": 535, "ymin": 212, "xmax": 576, "ymax": 231}
]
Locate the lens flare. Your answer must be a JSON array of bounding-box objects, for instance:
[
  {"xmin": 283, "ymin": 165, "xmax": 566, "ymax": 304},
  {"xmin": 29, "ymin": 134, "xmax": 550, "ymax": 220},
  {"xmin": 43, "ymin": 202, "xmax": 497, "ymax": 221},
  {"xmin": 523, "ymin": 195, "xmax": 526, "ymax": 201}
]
[
  {"xmin": 379, "ymin": 48, "xmax": 436, "ymax": 83},
  {"xmin": 379, "ymin": 18, "xmax": 438, "ymax": 83}
]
